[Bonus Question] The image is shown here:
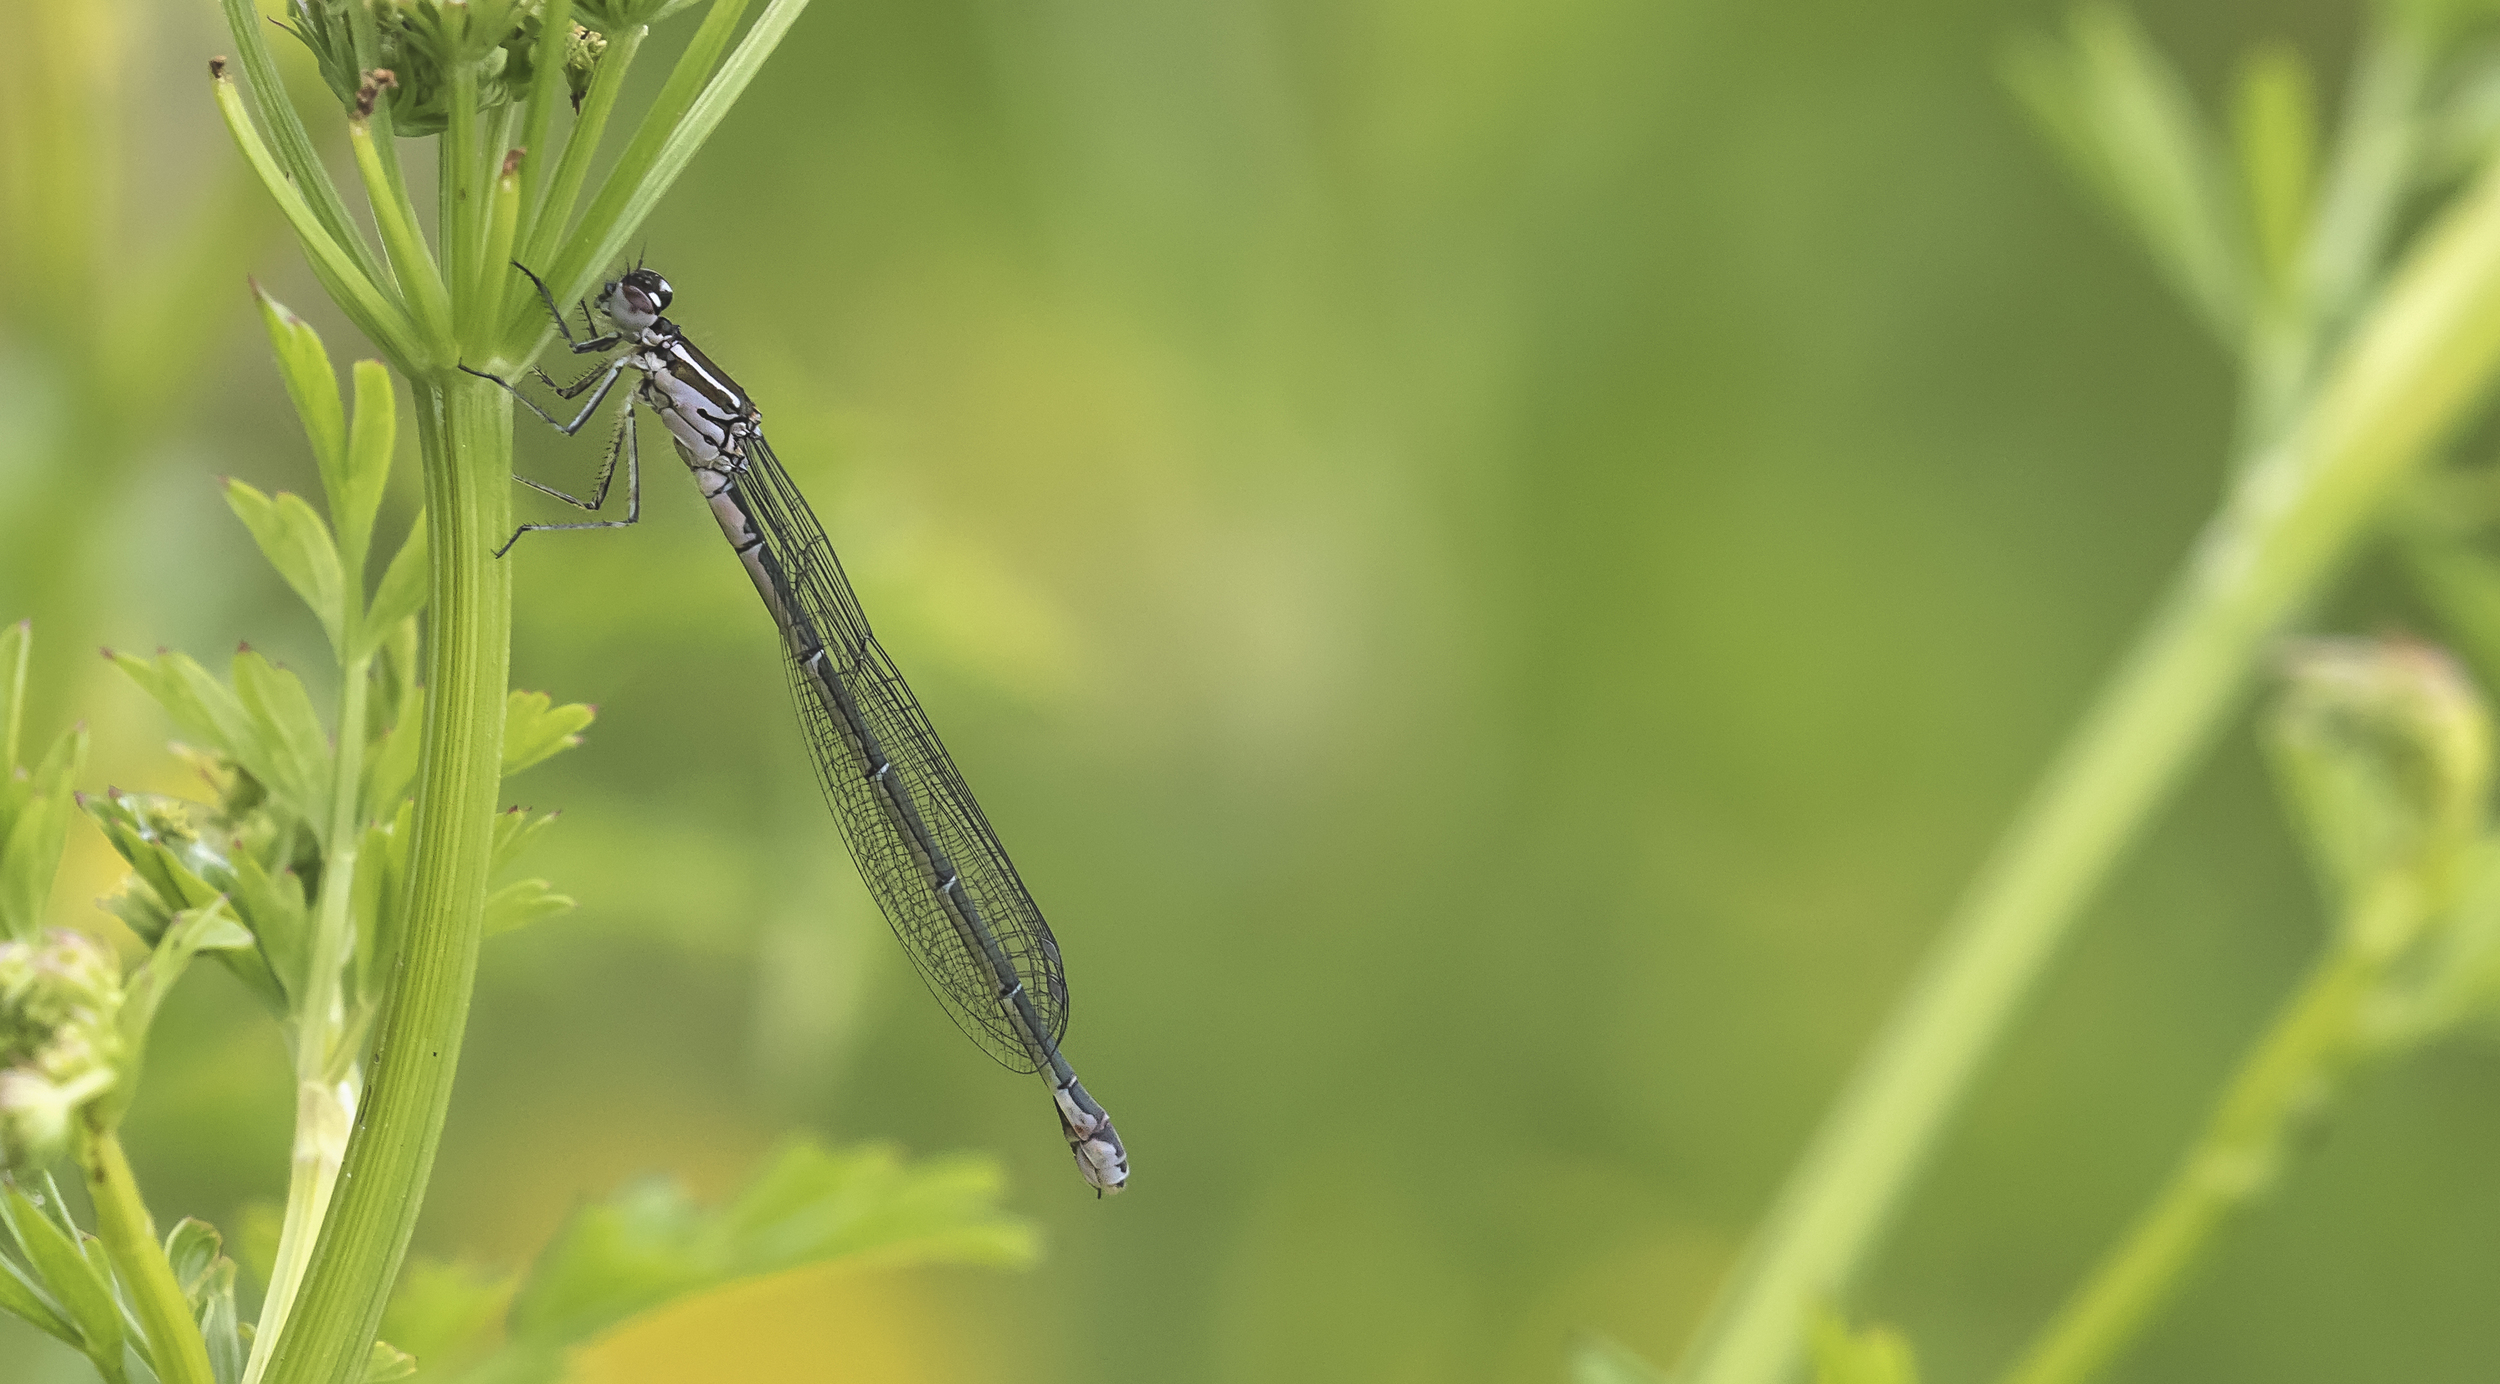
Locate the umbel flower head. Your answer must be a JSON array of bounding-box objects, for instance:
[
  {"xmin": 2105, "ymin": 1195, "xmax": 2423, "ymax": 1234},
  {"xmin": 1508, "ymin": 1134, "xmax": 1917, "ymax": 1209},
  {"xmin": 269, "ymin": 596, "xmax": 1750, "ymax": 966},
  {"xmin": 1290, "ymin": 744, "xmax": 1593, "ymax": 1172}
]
[
  {"xmin": 280, "ymin": 0, "xmax": 609, "ymax": 134},
  {"xmin": 0, "ymin": 931, "xmax": 126, "ymax": 1168}
]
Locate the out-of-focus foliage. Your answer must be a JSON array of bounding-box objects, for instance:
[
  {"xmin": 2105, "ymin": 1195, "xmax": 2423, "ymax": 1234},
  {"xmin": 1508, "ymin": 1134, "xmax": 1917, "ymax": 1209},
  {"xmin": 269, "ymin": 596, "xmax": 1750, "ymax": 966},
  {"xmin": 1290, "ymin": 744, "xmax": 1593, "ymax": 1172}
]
[
  {"xmin": 20, "ymin": 1, "xmax": 2500, "ymax": 1382},
  {"xmin": 1808, "ymin": 1312, "xmax": 1921, "ymax": 1384},
  {"xmin": 380, "ymin": 1138, "xmax": 1032, "ymax": 1383},
  {"xmin": 0, "ymin": 624, "xmax": 88, "ymax": 943}
]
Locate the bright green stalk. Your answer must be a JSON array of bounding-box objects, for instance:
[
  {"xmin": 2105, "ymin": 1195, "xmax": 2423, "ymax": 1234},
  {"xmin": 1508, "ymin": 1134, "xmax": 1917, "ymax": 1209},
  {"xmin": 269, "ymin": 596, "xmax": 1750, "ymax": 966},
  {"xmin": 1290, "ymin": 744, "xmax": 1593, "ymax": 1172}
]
[
  {"xmin": 215, "ymin": 0, "xmax": 386, "ymax": 289},
  {"xmin": 516, "ymin": 22, "xmax": 649, "ymax": 294},
  {"xmin": 511, "ymin": 0, "xmax": 813, "ymax": 361},
  {"xmin": 477, "ymin": 155, "xmax": 527, "ymax": 351},
  {"xmin": 512, "ymin": 0, "xmax": 578, "ymax": 254},
  {"xmin": 349, "ymin": 120, "xmax": 455, "ymax": 347},
  {"xmin": 548, "ymin": 0, "xmax": 752, "ymax": 282},
  {"xmin": 260, "ymin": 377, "xmax": 513, "ymax": 1384},
  {"xmin": 211, "ymin": 71, "xmax": 422, "ymax": 370},
  {"xmin": 445, "ymin": 61, "xmax": 485, "ymax": 340},
  {"xmin": 80, "ymin": 1118, "xmax": 216, "ymax": 1384},
  {"xmin": 1673, "ymin": 145, "xmax": 2500, "ymax": 1384}
]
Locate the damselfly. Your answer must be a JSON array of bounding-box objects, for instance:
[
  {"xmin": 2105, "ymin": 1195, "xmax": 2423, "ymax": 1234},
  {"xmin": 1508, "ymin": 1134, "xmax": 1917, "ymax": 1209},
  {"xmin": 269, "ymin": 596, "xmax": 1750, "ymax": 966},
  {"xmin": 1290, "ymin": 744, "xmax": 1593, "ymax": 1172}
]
[{"xmin": 464, "ymin": 263, "xmax": 1129, "ymax": 1196}]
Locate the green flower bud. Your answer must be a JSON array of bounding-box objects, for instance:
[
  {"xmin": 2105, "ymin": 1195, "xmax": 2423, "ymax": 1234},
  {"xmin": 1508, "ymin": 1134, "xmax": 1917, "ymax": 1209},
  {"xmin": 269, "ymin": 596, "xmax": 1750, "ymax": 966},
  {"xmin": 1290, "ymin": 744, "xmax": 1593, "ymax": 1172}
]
[
  {"xmin": 2270, "ymin": 638, "xmax": 2492, "ymax": 927},
  {"xmin": 278, "ymin": 0, "xmax": 607, "ymax": 136},
  {"xmin": 574, "ymin": 0, "xmax": 704, "ymax": 27},
  {"xmin": 0, "ymin": 931, "xmax": 127, "ymax": 1168}
]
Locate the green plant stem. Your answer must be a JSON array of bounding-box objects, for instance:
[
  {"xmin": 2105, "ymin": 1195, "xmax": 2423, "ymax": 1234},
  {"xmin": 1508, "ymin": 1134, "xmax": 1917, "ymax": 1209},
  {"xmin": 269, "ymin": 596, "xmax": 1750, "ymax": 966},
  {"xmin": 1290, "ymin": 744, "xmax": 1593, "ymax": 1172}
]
[
  {"xmin": 1996, "ymin": 960, "xmax": 2366, "ymax": 1383},
  {"xmin": 516, "ymin": 22, "xmax": 648, "ymax": 300},
  {"xmin": 511, "ymin": 0, "xmax": 577, "ymax": 255},
  {"xmin": 261, "ymin": 375, "xmax": 512, "ymax": 1384},
  {"xmin": 80, "ymin": 1115, "xmax": 215, "ymax": 1384},
  {"xmin": 245, "ymin": 649, "xmax": 372, "ymax": 1384},
  {"xmin": 1996, "ymin": 880, "xmax": 2402, "ymax": 1384},
  {"xmin": 1674, "ymin": 148, "xmax": 2500, "ymax": 1384}
]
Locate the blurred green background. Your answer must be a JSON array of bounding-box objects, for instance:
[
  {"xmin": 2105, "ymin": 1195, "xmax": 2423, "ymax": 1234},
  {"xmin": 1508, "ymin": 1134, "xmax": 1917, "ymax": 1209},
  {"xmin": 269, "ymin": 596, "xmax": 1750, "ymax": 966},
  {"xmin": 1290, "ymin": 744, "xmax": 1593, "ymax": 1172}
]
[{"xmin": 9, "ymin": 0, "xmax": 2499, "ymax": 1380}]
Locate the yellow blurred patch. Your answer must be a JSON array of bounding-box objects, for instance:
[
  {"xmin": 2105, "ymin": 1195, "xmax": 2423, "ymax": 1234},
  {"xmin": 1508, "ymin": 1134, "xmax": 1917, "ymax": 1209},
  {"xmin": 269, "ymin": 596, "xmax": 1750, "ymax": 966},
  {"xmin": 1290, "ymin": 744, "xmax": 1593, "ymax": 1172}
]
[{"xmin": 570, "ymin": 1262, "xmax": 968, "ymax": 1384}]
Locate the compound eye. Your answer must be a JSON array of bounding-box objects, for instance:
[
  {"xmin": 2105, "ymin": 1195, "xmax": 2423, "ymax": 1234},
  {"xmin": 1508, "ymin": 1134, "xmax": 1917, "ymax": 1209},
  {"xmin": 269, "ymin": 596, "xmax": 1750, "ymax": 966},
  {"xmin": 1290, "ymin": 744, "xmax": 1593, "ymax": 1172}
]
[{"xmin": 647, "ymin": 275, "xmax": 673, "ymax": 311}]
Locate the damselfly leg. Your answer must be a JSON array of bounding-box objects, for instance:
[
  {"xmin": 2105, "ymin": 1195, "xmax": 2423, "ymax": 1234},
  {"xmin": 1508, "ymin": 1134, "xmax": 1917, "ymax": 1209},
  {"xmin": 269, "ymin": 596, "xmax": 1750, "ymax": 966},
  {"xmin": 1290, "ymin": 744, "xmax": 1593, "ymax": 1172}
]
[
  {"xmin": 485, "ymin": 402, "xmax": 642, "ymax": 556},
  {"xmin": 512, "ymin": 261, "xmax": 623, "ymax": 356}
]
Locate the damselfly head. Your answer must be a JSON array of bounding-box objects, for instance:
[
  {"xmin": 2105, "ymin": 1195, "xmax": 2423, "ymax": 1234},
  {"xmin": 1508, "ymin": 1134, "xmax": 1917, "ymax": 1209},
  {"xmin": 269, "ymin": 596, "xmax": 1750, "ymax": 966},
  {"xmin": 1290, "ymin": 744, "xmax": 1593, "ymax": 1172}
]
[{"xmin": 599, "ymin": 268, "xmax": 675, "ymax": 330}]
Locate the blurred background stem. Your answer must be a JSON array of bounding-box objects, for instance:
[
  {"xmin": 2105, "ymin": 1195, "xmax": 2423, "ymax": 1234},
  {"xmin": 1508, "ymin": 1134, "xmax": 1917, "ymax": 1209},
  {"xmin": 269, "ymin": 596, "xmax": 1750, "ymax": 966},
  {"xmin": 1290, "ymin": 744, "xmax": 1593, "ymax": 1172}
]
[
  {"xmin": 1994, "ymin": 913, "xmax": 2387, "ymax": 1384},
  {"xmin": 1674, "ymin": 19, "xmax": 2500, "ymax": 1382}
]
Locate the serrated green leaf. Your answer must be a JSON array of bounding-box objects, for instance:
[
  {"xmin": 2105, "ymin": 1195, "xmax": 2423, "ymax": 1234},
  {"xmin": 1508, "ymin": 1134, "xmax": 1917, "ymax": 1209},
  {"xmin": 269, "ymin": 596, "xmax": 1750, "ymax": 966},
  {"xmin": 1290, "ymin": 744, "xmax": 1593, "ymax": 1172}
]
[
  {"xmin": 341, "ymin": 360, "xmax": 397, "ymax": 569},
  {"xmin": 483, "ymin": 879, "xmax": 574, "ymax": 936},
  {"xmin": 227, "ymin": 482, "xmax": 350, "ymax": 655},
  {"xmin": 257, "ymin": 285, "xmax": 348, "ymax": 509},
  {"xmin": 382, "ymin": 1258, "xmax": 513, "ymax": 1373},
  {"xmin": 506, "ymin": 1139, "xmax": 1034, "ymax": 1350},
  {"xmin": 364, "ymin": 1337, "xmax": 418, "ymax": 1382},
  {"xmin": 0, "ymin": 620, "xmax": 27, "ymax": 771},
  {"xmin": 719, "ymin": 1142, "xmax": 1038, "ymax": 1273},
  {"xmin": 0, "ymin": 1182, "xmax": 122, "ymax": 1371},
  {"xmin": 227, "ymin": 848, "xmax": 310, "ymax": 1004},
  {"xmin": 0, "ymin": 1251, "xmax": 77, "ymax": 1349},
  {"xmin": 121, "ymin": 901, "xmax": 253, "ymax": 1063},
  {"xmin": 25, "ymin": 720, "xmax": 85, "ymax": 804},
  {"xmin": 231, "ymin": 648, "xmax": 333, "ymax": 834},
  {"xmin": 506, "ymin": 1181, "xmax": 707, "ymax": 1346},
  {"xmin": 491, "ymin": 808, "xmax": 560, "ymax": 875},
  {"xmin": 84, "ymin": 796, "xmax": 225, "ymax": 930},
  {"xmin": 109, "ymin": 650, "xmax": 269, "ymax": 797},
  {"xmin": 357, "ymin": 512, "xmax": 430, "ymax": 660},
  {"xmin": 502, "ymin": 692, "xmax": 595, "ymax": 777},
  {"xmin": 85, "ymin": 793, "xmax": 288, "ymax": 1011}
]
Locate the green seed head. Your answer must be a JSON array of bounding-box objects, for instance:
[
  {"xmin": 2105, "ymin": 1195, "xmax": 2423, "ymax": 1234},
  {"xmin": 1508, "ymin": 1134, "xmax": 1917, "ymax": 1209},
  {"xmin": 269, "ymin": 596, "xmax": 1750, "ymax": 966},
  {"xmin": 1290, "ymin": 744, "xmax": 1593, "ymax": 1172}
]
[
  {"xmin": 0, "ymin": 931, "xmax": 126, "ymax": 1167},
  {"xmin": 279, "ymin": 0, "xmax": 606, "ymax": 135}
]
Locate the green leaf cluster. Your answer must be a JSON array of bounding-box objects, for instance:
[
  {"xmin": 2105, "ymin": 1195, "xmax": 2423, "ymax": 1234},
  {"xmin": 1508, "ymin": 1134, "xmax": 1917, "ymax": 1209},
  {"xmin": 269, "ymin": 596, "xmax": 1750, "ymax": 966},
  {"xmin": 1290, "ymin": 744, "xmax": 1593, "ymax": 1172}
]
[
  {"xmin": 84, "ymin": 293, "xmax": 594, "ymax": 1038},
  {"xmin": 380, "ymin": 1139, "xmax": 1036, "ymax": 1383},
  {"xmin": 0, "ymin": 1182, "xmax": 415, "ymax": 1384},
  {"xmin": 0, "ymin": 1173, "xmax": 136, "ymax": 1382},
  {"xmin": 215, "ymin": 0, "xmax": 813, "ymax": 376}
]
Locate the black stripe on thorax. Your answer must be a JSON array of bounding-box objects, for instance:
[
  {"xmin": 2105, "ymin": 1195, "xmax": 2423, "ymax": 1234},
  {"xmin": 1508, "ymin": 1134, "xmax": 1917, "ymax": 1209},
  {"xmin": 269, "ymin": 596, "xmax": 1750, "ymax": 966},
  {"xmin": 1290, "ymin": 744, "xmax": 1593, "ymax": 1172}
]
[{"xmin": 653, "ymin": 324, "xmax": 752, "ymax": 416}]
